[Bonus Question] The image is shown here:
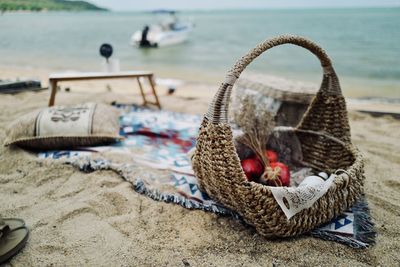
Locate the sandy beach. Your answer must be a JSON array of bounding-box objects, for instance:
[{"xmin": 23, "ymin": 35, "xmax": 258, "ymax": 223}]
[{"xmin": 1, "ymin": 66, "xmax": 400, "ymax": 266}]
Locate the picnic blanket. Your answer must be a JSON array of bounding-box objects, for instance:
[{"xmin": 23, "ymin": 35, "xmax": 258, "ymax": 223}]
[{"xmin": 39, "ymin": 104, "xmax": 376, "ymax": 248}]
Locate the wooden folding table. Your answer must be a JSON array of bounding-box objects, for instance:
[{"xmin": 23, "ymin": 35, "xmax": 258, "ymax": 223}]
[{"xmin": 48, "ymin": 71, "xmax": 161, "ymax": 109}]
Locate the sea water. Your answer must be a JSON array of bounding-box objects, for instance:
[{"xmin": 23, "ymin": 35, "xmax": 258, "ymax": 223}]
[{"xmin": 0, "ymin": 8, "xmax": 399, "ymax": 98}]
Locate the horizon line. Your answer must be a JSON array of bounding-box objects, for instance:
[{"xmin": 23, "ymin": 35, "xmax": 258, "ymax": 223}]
[{"xmin": 104, "ymin": 5, "xmax": 400, "ymax": 12}]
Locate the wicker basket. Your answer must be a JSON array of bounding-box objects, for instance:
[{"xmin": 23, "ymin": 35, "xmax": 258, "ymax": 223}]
[{"xmin": 192, "ymin": 35, "xmax": 365, "ymax": 237}]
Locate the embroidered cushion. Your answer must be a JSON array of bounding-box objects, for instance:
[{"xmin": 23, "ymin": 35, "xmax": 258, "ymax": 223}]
[{"xmin": 4, "ymin": 103, "xmax": 122, "ymax": 150}]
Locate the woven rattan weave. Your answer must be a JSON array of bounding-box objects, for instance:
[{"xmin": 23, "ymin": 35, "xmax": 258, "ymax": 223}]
[{"xmin": 192, "ymin": 35, "xmax": 365, "ymax": 237}]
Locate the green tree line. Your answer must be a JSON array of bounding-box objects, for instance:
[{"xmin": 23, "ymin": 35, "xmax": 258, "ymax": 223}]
[{"xmin": 0, "ymin": 0, "xmax": 107, "ymax": 12}]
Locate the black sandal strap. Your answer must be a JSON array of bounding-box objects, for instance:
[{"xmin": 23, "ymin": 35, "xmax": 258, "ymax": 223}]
[{"xmin": 0, "ymin": 223, "xmax": 10, "ymax": 239}]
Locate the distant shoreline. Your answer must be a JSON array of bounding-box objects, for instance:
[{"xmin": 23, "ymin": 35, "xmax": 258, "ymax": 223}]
[
  {"xmin": 0, "ymin": 0, "xmax": 108, "ymax": 13},
  {"xmin": 1, "ymin": 9, "xmax": 108, "ymax": 14},
  {"xmin": 1, "ymin": 6, "xmax": 399, "ymax": 14}
]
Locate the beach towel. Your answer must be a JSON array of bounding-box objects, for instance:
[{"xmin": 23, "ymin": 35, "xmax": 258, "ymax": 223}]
[{"xmin": 38, "ymin": 104, "xmax": 376, "ymax": 248}]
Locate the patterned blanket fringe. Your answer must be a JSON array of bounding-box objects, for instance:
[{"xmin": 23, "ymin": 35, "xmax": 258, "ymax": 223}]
[
  {"xmin": 64, "ymin": 156, "xmax": 375, "ymax": 248},
  {"xmin": 310, "ymin": 197, "xmax": 376, "ymax": 249},
  {"xmin": 309, "ymin": 230, "xmax": 368, "ymax": 249},
  {"xmin": 65, "ymin": 156, "xmax": 239, "ymax": 219},
  {"xmin": 133, "ymin": 179, "xmax": 240, "ymax": 218},
  {"xmin": 352, "ymin": 196, "xmax": 377, "ymax": 246}
]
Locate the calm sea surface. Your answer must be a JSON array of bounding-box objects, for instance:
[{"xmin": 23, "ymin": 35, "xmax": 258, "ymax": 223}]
[{"xmin": 0, "ymin": 8, "xmax": 399, "ymax": 97}]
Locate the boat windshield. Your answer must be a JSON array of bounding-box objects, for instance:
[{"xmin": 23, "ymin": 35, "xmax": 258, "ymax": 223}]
[{"xmin": 157, "ymin": 15, "xmax": 179, "ymax": 31}]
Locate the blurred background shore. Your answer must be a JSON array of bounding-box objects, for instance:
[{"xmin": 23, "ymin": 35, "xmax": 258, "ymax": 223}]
[{"xmin": 1, "ymin": 8, "xmax": 399, "ymax": 99}]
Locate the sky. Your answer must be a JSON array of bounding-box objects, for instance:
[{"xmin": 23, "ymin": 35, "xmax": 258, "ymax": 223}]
[{"xmin": 89, "ymin": 0, "xmax": 400, "ymax": 11}]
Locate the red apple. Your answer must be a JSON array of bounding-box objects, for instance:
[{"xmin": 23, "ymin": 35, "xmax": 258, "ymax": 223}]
[
  {"xmin": 251, "ymin": 150, "xmax": 278, "ymax": 164},
  {"xmin": 241, "ymin": 158, "xmax": 263, "ymax": 181},
  {"xmin": 269, "ymin": 162, "xmax": 290, "ymax": 186},
  {"xmin": 265, "ymin": 150, "xmax": 278, "ymax": 163}
]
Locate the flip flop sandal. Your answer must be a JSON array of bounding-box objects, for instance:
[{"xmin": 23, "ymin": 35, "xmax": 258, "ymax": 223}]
[
  {"xmin": 0, "ymin": 218, "xmax": 25, "ymax": 231},
  {"xmin": 0, "ymin": 217, "xmax": 29, "ymax": 264}
]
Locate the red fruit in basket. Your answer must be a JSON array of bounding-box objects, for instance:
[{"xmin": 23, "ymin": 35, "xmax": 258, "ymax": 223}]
[
  {"xmin": 269, "ymin": 162, "xmax": 290, "ymax": 186},
  {"xmin": 251, "ymin": 150, "xmax": 278, "ymax": 164},
  {"xmin": 265, "ymin": 150, "xmax": 278, "ymax": 163},
  {"xmin": 241, "ymin": 158, "xmax": 263, "ymax": 181}
]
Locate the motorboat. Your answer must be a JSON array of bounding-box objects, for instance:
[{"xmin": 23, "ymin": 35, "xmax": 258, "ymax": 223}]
[{"xmin": 131, "ymin": 10, "xmax": 193, "ymax": 48}]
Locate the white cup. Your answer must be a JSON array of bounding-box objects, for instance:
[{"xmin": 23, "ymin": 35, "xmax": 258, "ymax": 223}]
[{"xmin": 102, "ymin": 59, "xmax": 120, "ymax": 72}]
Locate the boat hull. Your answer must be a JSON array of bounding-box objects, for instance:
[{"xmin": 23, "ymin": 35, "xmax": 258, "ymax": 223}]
[{"xmin": 131, "ymin": 24, "xmax": 192, "ymax": 48}]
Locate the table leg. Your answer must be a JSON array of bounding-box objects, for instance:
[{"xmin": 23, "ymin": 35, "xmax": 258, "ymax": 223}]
[
  {"xmin": 137, "ymin": 77, "xmax": 147, "ymax": 106},
  {"xmin": 48, "ymin": 79, "xmax": 58, "ymax": 106},
  {"xmin": 148, "ymin": 75, "xmax": 161, "ymax": 109}
]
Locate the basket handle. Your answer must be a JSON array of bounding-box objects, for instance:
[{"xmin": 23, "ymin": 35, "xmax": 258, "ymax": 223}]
[
  {"xmin": 206, "ymin": 34, "xmax": 340, "ymax": 124},
  {"xmin": 206, "ymin": 35, "xmax": 352, "ymax": 143}
]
